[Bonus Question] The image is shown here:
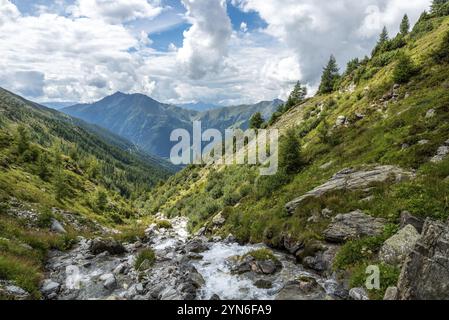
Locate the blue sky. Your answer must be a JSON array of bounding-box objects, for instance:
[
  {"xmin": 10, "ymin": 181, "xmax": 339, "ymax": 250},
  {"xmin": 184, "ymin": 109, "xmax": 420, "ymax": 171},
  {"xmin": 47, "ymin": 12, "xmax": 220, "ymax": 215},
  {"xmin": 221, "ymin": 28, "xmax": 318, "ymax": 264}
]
[{"xmin": 0, "ymin": 0, "xmax": 432, "ymax": 104}]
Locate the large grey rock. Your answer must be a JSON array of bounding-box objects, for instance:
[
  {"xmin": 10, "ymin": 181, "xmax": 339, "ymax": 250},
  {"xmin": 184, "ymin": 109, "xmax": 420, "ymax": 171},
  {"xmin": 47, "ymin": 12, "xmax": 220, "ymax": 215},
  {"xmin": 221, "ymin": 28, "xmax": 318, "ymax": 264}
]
[
  {"xmin": 379, "ymin": 225, "xmax": 421, "ymax": 266},
  {"xmin": 349, "ymin": 287, "xmax": 369, "ymax": 300},
  {"xmin": 286, "ymin": 166, "xmax": 414, "ymax": 214},
  {"xmin": 275, "ymin": 276, "xmax": 326, "ymax": 300},
  {"xmin": 0, "ymin": 281, "xmax": 29, "ymax": 300},
  {"xmin": 431, "ymin": 144, "xmax": 449, "ymax": 163},
  {"xmin": 89, "ymin": 238, "xmax": 126, "ymax": 255},
  {"xmin": 185, "ymin": 239, "xmax": 208, "ymax": 253},
  {"xmin": 323, "ymin": 210, "xmax": 386, "ymax": 243},
  {"xmin": 211, "ymin": 212, "xmax": 226, "ymax": 227},
  {"xmin": 100, "ymin": 273, "xmax": 117, "ymax": 291},
  {"xmin": 41, "ymin": 280, "xmax": 60, "ymax": 296},
  {"xmin": 383, "ymin": 287, "xmax": 398, "ymax": 300},
  {"xmin": 51, "ymin": 218, "xmax": 66, "ymax": 234},
  {"xmin": 397, "ymin": 219, "xmax": 449, "ymax": 300}
]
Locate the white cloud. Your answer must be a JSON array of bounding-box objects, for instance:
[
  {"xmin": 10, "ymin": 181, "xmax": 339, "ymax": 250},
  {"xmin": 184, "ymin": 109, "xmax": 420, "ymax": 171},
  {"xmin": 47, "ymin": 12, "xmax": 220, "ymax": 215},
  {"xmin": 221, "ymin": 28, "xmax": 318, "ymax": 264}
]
[
  {"xmin": 0, "ymin": 0, "xmax": 20, "ymax": 26},
  {"xmin": 240, "ymin": 22, "xmax": 248, "ymax": 32},
  {"xmin": 0, "ymin": 0, "xmax": 435, "ymax": 105},
  {"xmin": 177, "ymin": 0, "xmax": 232, "ymax": 79},
  {"xmin": 232, "ymin": 0, "xmax": 432, "ymax": 85},
  {"xmin": 69, "ymin": 0, "xmax": 163, "ymax": 24}
]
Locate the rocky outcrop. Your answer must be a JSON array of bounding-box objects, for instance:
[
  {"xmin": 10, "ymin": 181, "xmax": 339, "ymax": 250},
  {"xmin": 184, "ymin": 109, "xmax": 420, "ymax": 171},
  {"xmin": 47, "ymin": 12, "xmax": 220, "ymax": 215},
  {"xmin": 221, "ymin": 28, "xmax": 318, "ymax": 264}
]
[
  {"xmin": 397, "ymin": 219, "xmax": 449, "ymax": 300},
  {"xmin": 349, "ymin": 287, "xmax": 369, "ymax": 300},
  {"xmin": 275, "ymin": 276, "xmax": 326, "ymax": 300},
  {"xmin": 383, "ymin": 287, "xmax": 399, "ymax": 300},
  {"xmin": 323, "ymin": 210, "xmax": 386, "ymax": 243},
  {"xmin": 379, "ymin": 225, "xmax": 421, "ymax": 266},
  {"xmin": 0, "ymin": 281, "xmax": 30, "ymax": 300},
  {"xmin": 430, "ymin": 139, "xmax": 449, "ymax": 163},
  {"xmin": 399, "ymin": 211, "xmax": 424, "ymax": 233},
  {"xmin": 286, "ymin": 166, "xmax": 414, "ymax": 214}
]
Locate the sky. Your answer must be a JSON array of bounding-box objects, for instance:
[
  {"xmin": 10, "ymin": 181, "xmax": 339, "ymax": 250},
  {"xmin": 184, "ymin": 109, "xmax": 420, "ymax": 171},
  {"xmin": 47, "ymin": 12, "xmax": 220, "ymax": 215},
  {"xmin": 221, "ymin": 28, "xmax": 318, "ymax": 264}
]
[{"xmin": 0, "ymin": 0, "xmax": 432, "ymax": 105}]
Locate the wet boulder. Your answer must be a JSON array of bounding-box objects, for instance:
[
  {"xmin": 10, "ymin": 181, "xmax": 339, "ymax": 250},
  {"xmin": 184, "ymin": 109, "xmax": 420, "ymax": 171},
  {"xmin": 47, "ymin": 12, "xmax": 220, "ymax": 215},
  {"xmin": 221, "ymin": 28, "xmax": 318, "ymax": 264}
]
[
  {"xmin": 275, "ymin": 276, "xmax": 326, "ymax": 300},
  {"xmin": 184, "ymin": 239, "xmax": 208, "ymax": 254}
]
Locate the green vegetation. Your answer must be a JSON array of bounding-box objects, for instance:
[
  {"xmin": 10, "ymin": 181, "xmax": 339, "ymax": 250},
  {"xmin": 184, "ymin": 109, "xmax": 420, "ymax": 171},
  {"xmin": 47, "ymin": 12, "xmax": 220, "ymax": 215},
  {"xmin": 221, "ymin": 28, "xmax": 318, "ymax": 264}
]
[
  {"xmin": 249, "ymin": 112, "xmax": 264, "ymax": 129},
  {"xmin": 350, "ymin": 263, "xmax": 401, "ymax": 300},
  {"xmin": 134, "ymin": 249, "xmax": 156, "ymax": 271},
  {"xmin": 244, "ymin": 249, "xmax": 279, "ymax": 263},
  {"xmin": 393, "ymin": 53, "xmax": 417, "ymax": 84},
  {"xmin": 156, "ymin": 220, "xmax": 173, "ymax": 229}
]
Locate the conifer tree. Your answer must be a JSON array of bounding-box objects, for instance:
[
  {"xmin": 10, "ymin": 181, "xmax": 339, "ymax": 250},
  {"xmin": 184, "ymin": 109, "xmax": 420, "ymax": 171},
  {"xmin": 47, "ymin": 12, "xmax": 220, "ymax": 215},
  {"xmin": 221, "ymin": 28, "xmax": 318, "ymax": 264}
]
[
  {"xmin": 400, "ymin": 14, "xmax": 410, "ymax": 35},
  {"xmin": 393, "ymin": 53, "xmax": 416, "ymax": 84},
  {"xmin": 318, "ymin": 55, "xmax": 340, "ymax": 94},
  {"xmin": 279, "ymin": 128, "xmax": 303, "ymax": 174},
  {"xmin": 249, "ymin": 112, "xmax": 264, "ymax": 129}
]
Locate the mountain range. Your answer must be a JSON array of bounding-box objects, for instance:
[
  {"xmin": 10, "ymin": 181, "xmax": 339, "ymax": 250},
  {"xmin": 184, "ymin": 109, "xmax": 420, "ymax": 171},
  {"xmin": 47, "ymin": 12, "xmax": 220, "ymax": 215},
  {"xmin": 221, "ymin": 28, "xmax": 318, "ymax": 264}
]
[{"xmin": 62, "ymin": 93, "xmax": 283, "ymax": 158}]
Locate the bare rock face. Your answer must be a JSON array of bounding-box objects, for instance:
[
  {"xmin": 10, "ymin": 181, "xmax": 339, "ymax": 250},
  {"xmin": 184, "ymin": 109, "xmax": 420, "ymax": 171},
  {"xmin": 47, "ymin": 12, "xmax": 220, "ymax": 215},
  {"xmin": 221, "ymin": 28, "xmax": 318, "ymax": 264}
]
[
  {"xmin": 285, "ymin": 166, "xmax": 414, "ymax": 214},
  {"xmin": 323, "ymin": 210, "xmax": 386, "ymax": 243},
  {"xmin": 400, "ymin": 211, "xmax": 424, "ymax": 233},
  {"xmin": 397, "ymin": 219, "xmax": 449, "ymax": 300},
  {"xmin": 379, "ymin": 225, "xmax": 421, "ymax": 266},
  {"xmin": 431, "ymin": 139, "xmax": 449, "ymax": 163}
]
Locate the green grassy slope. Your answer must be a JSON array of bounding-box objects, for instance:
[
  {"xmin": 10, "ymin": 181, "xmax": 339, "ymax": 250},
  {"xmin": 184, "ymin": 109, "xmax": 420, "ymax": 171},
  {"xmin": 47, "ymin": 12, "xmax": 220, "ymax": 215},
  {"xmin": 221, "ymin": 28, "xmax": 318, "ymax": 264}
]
[{"xmin": 146, "ymin": 13, "xmax": 449, "ymax": 298}]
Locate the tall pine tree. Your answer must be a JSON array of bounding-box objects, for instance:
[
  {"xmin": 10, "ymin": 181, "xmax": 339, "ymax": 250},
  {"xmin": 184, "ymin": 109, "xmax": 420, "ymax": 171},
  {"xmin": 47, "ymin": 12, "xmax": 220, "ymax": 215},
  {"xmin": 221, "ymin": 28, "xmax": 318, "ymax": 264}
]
[
  {"xmin": 286, "ymin": 81, "xmax": 307, "ymax": 109},
  {"xmin": 400, "ymin": 14, "xmax": 410, "ymax": 35},
  {"xmin": 372, "ymin": 26, "xmax": 390, "ymax": 56},
  {"xmin": 318, "ymin": 55, "xmax": 340, "ymax": 94}
]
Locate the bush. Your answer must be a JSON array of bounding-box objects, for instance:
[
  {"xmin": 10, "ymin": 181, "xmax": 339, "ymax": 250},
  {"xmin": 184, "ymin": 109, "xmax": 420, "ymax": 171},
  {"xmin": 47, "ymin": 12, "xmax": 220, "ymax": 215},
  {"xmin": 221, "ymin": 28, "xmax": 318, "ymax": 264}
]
[
  {"xmin": 349, "ymin": 263, "xmax": 400, "ymax": 300},
  {"xmin": 134, "ymin": 249, "xmax": 156, "ymax": 271},
  {"xmin": 432, "ymin": 30, "xmax": 449, "ymax": 64},
  {"xmin": 36, "ymin": 209, "xmax": 54, "ymax": 229},
  {"xmin": 156, "ymin": 220, "xmax": 173, "ymax": 229},
  {"xmin": 393, "ymin": 54, "xmax": 417, "ymax": 84},
  {"xmin": 245, "ymin": 248, "xmax": 279, "ymax": 263}
]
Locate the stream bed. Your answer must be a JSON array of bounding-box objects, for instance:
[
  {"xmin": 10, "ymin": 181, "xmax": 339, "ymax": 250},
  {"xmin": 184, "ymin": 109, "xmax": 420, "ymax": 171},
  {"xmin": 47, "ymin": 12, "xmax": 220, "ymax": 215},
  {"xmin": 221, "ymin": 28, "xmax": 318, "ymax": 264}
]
[{"xmin": 42, "ymin": 216, "xmax": 345, "ymax": 300}]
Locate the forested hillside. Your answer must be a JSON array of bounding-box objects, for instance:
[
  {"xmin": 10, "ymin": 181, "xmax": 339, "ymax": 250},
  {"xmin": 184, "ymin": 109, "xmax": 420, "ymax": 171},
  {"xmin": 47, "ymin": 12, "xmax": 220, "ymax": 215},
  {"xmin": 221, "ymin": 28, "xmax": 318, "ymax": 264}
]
[{"xmin": 0, "ymin": 87, "xmax": 172, "ymax": 298}]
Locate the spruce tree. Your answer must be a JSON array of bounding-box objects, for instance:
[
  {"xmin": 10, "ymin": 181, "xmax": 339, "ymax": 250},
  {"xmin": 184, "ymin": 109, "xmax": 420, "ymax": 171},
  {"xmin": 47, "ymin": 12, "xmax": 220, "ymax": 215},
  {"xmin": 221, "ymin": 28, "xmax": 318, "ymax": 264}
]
[
  {"xmin": 279, "ymin": 128, "xmax": 303, "ymax": 174},
  {"xmin": 393, "ymin": 53, "xmax": 416, "ymax": 84},
  {"xmin": 432, "ymin": 0, "xmax": 449, "ymax": 14},
  {"xmin": 249, "ymin": 112, "xmax": 264, "ymax": 129},
  {"xmin": 286, "ymin": 81, "xmax": 307, "ymax": 109},
  {"xmin": 379, "ymin": 26, "xmax": 389, "ymax": 43},
  {"xmin": 318, "ymin": 55, "xmax": 340, "ymax": 94},
  {"xmin": 400, "ymin": 14, "xmax": 410, "ymax": 35},
  {"xmin": 372, "ymin": 26, "xmax": 390, "ymax": 56},
  {"xmin": 16, "ymin": 126, "xmax": 29, "ymax": 154}
]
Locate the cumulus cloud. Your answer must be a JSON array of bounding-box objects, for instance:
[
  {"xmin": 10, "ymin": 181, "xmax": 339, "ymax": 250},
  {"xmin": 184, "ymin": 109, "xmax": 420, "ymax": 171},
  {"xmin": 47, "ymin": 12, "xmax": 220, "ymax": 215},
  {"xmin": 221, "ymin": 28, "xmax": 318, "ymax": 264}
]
[
  {"xmin": 232, "ymin": 0, "xmax": 432, "ymax": 85},
  {"xmin": 69, "ymin": 0, "xmax": 163, "ymax": 24},
  {"xmin": 0, "ymin": 0, "xmax": 435, "ymax": 105},
  {"xmin": 0, "ymin": 0, "xmax": 20, "ymax": 26},
  {"xmin": 0, "ymin": 0, "xmax": 157, "ymax": 101},
  {"xmin": 177, "ymin": 0, "xmax": 232, "ymax": 79}
]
